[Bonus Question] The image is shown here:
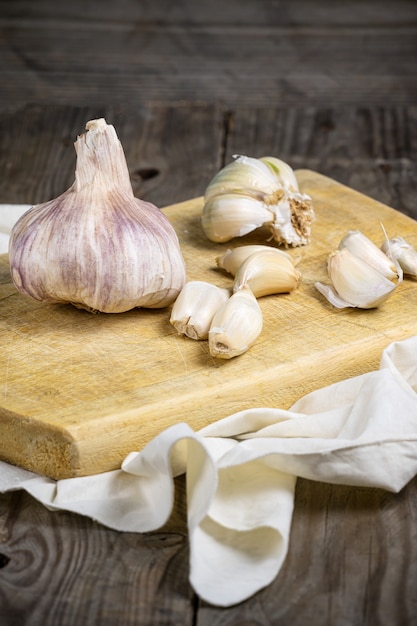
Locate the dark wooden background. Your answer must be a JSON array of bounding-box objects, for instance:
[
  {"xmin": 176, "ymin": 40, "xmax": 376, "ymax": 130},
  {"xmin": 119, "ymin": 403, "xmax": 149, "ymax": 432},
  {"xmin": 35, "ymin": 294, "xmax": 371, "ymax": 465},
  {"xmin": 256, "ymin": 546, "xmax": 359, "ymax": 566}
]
[{"xmin": 0, "ymin": 1, "xmax": 417, "ymax": 624}]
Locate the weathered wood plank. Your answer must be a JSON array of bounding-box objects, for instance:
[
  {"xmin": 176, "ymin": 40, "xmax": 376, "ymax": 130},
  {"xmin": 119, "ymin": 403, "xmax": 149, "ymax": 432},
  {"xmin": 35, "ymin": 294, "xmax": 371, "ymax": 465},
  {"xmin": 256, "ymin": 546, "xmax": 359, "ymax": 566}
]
[
  {"xmin": 0, "ymin": 478, "xmax": 194, "ymax": 626},
  {"xmin": 0, "ymin": 103, "xmax": 224, "ymax": 206},
  {"xmin": 2, "ymin": 104, "xmax": 416, "ymax": 219},
  {"xmin": 196, "ymin": 476, "xmax": 417, "ymax": 625},
  {"xmin": 0, "ymin": 12, "xmax": 416, "ymax": 108},
  {"xmin": 1, "ymin": 0, "xmax": 416, "ymax": 27},
  {"xmin": 226, "ymin": 106, "xmax": 417, "ymax": 220}
]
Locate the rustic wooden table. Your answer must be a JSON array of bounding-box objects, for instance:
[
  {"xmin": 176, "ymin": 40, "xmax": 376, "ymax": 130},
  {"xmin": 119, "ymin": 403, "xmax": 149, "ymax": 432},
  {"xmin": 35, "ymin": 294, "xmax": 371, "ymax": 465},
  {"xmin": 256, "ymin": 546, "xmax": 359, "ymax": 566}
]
[{"xmin": 1, "ymin": 1, "xmax": 417, "ymax": 624}]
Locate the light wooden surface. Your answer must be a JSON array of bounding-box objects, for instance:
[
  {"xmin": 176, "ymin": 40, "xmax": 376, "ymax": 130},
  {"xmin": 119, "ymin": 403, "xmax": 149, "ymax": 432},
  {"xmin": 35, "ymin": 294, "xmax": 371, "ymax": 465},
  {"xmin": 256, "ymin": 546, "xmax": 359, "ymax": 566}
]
[{"xmin": 1, "ymin": 169, "xmax": 417, "ymax": 479}]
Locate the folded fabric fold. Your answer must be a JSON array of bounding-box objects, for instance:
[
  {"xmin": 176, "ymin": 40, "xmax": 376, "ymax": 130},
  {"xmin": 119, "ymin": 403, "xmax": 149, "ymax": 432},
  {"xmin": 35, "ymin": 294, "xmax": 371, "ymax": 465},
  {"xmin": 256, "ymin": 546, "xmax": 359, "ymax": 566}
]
[{"xmin": 1, "ymin": 335, "xmax": 417, "ymax": 606}]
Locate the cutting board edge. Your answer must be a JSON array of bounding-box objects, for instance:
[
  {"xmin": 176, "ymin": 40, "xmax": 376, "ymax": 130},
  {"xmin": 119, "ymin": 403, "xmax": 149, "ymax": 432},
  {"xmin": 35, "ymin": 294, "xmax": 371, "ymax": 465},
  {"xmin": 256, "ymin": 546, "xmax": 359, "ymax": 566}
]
[
  {"xmin": 0, "ymin": 404, "xmax": 81, "ymax": 478},
  {"xmin": 4, "ymin": 322, "xmax": 413, "ymax": 480}
]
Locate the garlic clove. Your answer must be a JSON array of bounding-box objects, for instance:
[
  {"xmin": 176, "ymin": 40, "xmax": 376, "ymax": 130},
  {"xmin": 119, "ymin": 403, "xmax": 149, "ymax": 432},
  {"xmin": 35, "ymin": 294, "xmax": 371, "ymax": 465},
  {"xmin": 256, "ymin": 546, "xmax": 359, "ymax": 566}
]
[
  {"xmin": 170, "ymin": 280, "xmax": 230, "ymax": 340},
  {"xmin": 208, "ymin": 286, "xmax": 263, "ymax": 359},
  {"xmin": 259, "ymin": 156, "xmax": 300, "ymax": 192},
  {"xmin": 316, "ymin": 247, "xmax": 398, "ymax": 309},
  {"xmin": 233, "ymin": 249, "xmax": 302, "ymax": 297},
  {"xmin": 381, "ymin": 236, "xmax": 417, "ymax": 278},
  {"xmin": 201, "ymin": 194, "xmax": 274, "ymax": 243},
  {"xmin": 339, "ymin": 230, "xmax": 400, "ymax": 281},
  {"xmin": 216, "ymin": 244, "xmax": 292, "ymax": 276},
  {"xmin": 204, "ymin": 155, "xmax": 279, "ymax": 203},
  {"xmin": 9, "ymin": 118, "xmax": 186, "ymax": 314}
]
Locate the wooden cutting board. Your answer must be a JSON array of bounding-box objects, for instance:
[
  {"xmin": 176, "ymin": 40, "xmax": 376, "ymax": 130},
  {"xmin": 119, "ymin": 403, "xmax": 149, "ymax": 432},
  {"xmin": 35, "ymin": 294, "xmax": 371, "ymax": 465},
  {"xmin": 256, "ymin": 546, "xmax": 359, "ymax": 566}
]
[{"xmin": 2, "ymin": 169, "xmax": 417, "ymax": 480}]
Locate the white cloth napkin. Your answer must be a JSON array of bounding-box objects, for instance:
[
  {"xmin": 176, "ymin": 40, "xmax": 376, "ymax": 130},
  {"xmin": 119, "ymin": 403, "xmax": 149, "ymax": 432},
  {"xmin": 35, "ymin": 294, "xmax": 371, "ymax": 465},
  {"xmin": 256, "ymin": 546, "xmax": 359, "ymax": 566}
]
[
  {"xmin": 0, "ymin": 204, "xmax": 32, "ymax": 253},
  {"xmin": 1, "ymin": 205, "xmax": 417, "ymax": 606}
]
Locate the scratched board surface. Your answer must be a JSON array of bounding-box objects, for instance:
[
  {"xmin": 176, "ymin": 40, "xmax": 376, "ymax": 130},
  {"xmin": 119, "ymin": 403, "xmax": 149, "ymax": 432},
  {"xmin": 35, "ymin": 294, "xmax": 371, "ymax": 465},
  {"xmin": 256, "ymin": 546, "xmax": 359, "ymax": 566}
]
[{"xmin": 1, "ymin": 170, "xmax": 417, "ymax": 479}]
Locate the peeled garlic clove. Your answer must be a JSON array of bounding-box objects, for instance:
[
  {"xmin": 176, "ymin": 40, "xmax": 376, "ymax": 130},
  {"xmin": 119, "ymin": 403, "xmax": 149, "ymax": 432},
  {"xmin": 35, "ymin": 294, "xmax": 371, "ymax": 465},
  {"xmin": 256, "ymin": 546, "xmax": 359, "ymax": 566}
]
[
  {"xmin": 204, "ymin": 155, "xmax": 280, "ymax": 203},
  {"xmin": 339, "ymin": 230, "xmax": 400, "ymax": 281},
  {"xmin": 233, "ymin": 249, "xmax": 301, "ymax": 297},
  {"xmin": 381, "ymin": 236, "xmax": 417, "ymax": 278},
  {"xmin": 260, "ymin": 156, "xmax": 300, "ymax": 192},
  {"xmin": 316, "ymin": 247, "xmax": 398, "ymax": 309},
  {"xmin": 208, "ymin": 286, "xmax": 263, "ymax": 359},
  {"xmin": 201, "ymin": 194, "xmax": 274, "ymax": 243},
  {"xmin": 9, "ymin": 118, "xmax": 186, "ymax": 314},
  {"xmin": 170, "ymin": 280, "xmax": 230, "ymax": 340},
  {"xmin": 216, "ymin": 244, "xmax": 292, "ymax": 276}
]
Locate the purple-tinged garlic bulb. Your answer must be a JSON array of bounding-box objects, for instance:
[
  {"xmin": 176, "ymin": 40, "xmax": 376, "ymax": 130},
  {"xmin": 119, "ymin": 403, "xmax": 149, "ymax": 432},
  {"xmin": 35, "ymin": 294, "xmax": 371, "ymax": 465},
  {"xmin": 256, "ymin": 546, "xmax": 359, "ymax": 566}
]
[{"xmin": 9, "ymin": 118, "xmax": 186, "ymax": 313}]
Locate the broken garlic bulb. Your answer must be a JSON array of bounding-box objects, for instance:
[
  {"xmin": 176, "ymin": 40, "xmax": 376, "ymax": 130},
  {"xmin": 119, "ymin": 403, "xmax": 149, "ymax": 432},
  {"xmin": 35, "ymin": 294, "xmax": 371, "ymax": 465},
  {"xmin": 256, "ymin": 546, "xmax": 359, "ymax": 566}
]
[
  {"xmin": 315, "ymin": 230, "xmax": 402, "ymax": 309},
  {"xmin": 9, "ymin": 118, "xmax": 186, "ymax": 313},
  {"xmin": 170, "ymin": 280, "xmax": 230, "ymax": 340},
  {"xmin": 201, "ymin": 155, "xmax": 314, "ymax": 247}
]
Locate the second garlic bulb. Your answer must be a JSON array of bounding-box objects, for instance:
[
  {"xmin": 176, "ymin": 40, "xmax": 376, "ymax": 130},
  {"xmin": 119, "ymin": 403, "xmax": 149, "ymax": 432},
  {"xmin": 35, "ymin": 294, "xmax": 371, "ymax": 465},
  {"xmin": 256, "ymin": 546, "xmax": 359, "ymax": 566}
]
[{"xmin": 201, "ymin": 155, "xmax": 314, "ymax": 247}]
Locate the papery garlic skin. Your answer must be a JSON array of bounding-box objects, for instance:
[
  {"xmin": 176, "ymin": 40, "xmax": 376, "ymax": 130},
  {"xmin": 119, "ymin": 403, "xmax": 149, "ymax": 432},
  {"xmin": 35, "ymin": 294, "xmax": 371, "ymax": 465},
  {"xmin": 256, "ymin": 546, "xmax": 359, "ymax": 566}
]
[
  {"xmin": 208, "ymin": 286, "xmax": 263, "ymax": 359},
  {"xmin": 381, "ymin": 236, "xmax": 417, "ymax": 278},
  {"xmin": 216, "ymin": 244, "xmax": 292, "ymax": 276},
  {"xmin": 9, "ymin": 118, "xmax": 186, "ymax": 313},
  {"xmin": 233, "ymin": 250, "xmax": 302, "ymax": 297},
  {"xmin": 201, "ymin": 155, "xmax": 314, "ymax": 247},
  {"xmin": 170, "ymin": 281, "xmax": 230, "ymax": 340}
]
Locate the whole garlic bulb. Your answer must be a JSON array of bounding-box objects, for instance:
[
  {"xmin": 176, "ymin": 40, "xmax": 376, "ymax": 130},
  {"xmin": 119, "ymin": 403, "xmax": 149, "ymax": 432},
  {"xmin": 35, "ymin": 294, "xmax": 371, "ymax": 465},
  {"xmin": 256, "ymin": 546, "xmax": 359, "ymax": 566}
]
[
  {"xmin": 9, "ymin": 119, "xmax": 186, "ymax": 313},
  {"xmin": 201, "ymin": 155, "xmax": 314, "ymax": 247}
]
